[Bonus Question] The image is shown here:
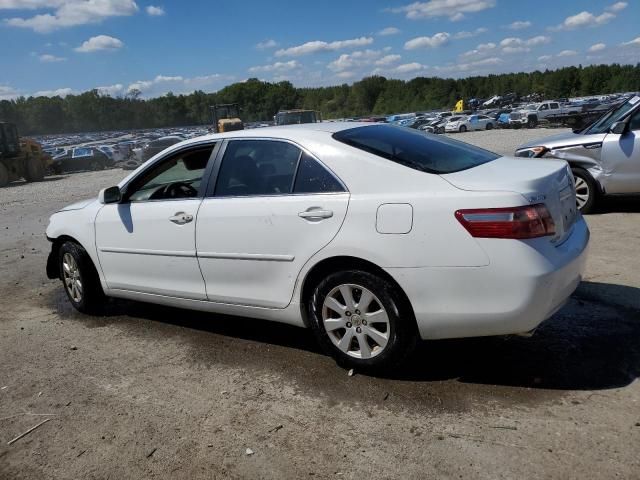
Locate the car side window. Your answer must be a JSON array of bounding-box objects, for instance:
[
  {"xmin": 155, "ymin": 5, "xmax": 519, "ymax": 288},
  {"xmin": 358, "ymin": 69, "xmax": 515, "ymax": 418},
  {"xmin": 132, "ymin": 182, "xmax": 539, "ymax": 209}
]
[
  {"xmin": 539, "ymin": 104, "xmax": 549, "ymax": 111},
  {"xmin": 214, "ymin": 140, "xmax": 301, "ymax": 197},
  {"xmin": 126, "ymin": 145, "xmax": 214, "ymax": 202},
  {"xmin": 550, "ymin": 103, "xmax": 559, "ymax": 109},
  {"xmin": 294, "ymin": 153, "xmax": 345, "ymax": 194}
]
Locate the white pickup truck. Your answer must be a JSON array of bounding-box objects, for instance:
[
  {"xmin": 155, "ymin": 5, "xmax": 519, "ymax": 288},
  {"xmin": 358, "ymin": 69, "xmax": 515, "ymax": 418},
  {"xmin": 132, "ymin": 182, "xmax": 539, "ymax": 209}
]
[{"xmin": 508, "ymin": 101, "xmax": 580, "ymax": 128}]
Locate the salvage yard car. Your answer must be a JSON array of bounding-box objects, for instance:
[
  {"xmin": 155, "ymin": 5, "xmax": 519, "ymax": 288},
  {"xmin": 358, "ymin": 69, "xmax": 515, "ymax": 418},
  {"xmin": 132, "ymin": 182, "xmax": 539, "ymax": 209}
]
[
  {"xmin": 516, "ymin": 94, "xmax": 640, "ymax": 213},
  {"xmin": 45, "ymin": 123, "xmax": 589, "ymax": 371},
  {"xmin": 445, "ymin": 114, "xmax": 495, "ymax": 133},
  {"xmin": 50, "ymin": 147, "xmax": 113, "ymax": 173}
]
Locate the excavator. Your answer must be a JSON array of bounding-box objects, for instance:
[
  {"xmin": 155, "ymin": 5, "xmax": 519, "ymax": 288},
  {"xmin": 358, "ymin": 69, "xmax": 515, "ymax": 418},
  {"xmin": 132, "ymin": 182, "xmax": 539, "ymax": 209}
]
[
  {"xmin": 210, "ymin": 104, "xmax": 244, "ymax": 133},
  {"xmin": 0, "ymin": 122, "xmax": 51, "ymax": 188}
]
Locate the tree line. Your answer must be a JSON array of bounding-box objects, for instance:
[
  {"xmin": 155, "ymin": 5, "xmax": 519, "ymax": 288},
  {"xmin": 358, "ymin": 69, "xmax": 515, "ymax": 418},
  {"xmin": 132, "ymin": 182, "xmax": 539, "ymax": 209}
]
[{"xmin": 2, "ymin": 63, "xmax": 639, "ymax": 136}]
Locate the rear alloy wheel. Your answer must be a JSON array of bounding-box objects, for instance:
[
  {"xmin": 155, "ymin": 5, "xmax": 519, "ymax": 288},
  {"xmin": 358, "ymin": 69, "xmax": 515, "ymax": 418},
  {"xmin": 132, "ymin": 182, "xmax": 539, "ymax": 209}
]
[
  {"xmin": 308, "ymin": 270, "xmax": 417, "ymax": 371},
  {"xmin": 572, "ymin": 167, "xmax": 597, "ymax": 214},
  {"xmin": 459, "ymin": 125, "xmax": 467, "ymax": 133}
]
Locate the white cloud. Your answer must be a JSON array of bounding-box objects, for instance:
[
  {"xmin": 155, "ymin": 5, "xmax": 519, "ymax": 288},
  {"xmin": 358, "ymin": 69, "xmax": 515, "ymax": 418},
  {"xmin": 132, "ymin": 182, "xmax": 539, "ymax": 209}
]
[
  {"xmin": 0, "ymin": 85, "xmax": 21, "ymax": 100},
  {"xmin": 434, "ymin": 56, "xmax": 502, "ymax": 74},
  {"xmin": 392, "ymin": 0, "xmax": 496, "ymax": 21},
  {"xmin": 145, "ymin": 5, "xmax": 164, "ymax": 16},
  {"xmin": 452, "ymin": 27, "xmax": 487, "ymax": 39},
  {"xmin": 606, "ymin": 2, "xmax": 627, "ymax": 12},
  {"xmin": 39, "ymin": 53, "xmax": 65, "ymax": 62},
  {"xmin": 126, "ymin": 73, "xmax": 231, "ymax": 96},
  {"xmin": 3, "ymin": 0, "xmax": 139, "ymax": 33},
  {"xmin": 275, "ymin": 37, "xmax": 374, "ymax": 56},
  {"xmin": 621, "ymin": 37, "xmax": 640, "ymax": 47},
  {"xmin": 507, "ymin": 20, "xmax": 531, "ymax": 30},
  {"xmin": 552, "ymin": 10, "xmax": 617, "ymax": 31},
  {"xmin": 394, "ymin": 62, "xmax": 426, "ymax": 73},
  {"xmin": 378, "ymin": 27, "xmax": 400, "ymax": 36},
  {"xmin": 499, "ymin": 35, "xmax": 550, "ymax": 54},
  {"xmin": 404, "ymin": 32, "xmax": 450, "ymax": 50},
  {"xmin": 557, "ymin": 49, "xmax": 578, "ymax": 57},
  {"xmin": 336, "ymin": 71, "xmax": 355, "ymax": 79},
  {"xmin": 460, "ymin": 41, "xmax": 496, "ymax": 58},
  {"xmin": 74, "ymin": 35, "xmax": 124, "ymax": 52},
  {"xmin": 256, "ymin": 39, "xmax": 278, "ymax": 49},
  {"xmin": 97, "ymin": 83, "xmax": 124, "ymax": 95},
  {"xmin": 588, "ymin": 43, "xmax": 606, "ymax": 52},
  {"xmin": 32, "ymin": 87, "xmax": 75, "ymax": 97},
  {"xmin": 374, "ymin": 54, "xmax": 402, "ymax": 66},
  {"xmin": 537, "ymin": 55, "xmax": 552, "ymax": 61},
  {"xmin": 327, "ymin": 49, "xmax": 383, "ymax": 71},
  {"xmin": 248, "ymin": 60, "xmax": 301, "ymax": 73}
]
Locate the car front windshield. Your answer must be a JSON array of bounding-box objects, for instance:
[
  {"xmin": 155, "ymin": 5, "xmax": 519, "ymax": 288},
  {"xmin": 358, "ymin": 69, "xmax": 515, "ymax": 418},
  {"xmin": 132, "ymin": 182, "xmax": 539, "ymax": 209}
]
[
  {"xmin": 582, "ymin": 96, "xmax": 639, "ymax": 134},
  {"xmin": 333, "ymin": 124, "xmax": 498, "ymax": 174}
]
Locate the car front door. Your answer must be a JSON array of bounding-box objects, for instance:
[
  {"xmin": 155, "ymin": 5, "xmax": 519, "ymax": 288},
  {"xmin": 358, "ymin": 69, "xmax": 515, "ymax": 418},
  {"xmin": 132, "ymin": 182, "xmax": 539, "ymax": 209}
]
[
  {"xmin": 196, "ymin": 139, "xmax": 349, "ymax": 308},
  {"xmin": 600, "ymin": 108, "xmax": 640, "ymax": 193},
  {"xmin": 94, "ymin": 143, "xmax": 217, "ymax": 299}
]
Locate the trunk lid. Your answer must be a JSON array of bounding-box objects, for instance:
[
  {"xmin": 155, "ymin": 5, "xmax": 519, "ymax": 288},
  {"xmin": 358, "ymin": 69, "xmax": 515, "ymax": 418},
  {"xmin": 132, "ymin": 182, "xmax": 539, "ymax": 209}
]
[{"xmin": 442, "ymin": 157, "xmax": 577, "ymax": 244}]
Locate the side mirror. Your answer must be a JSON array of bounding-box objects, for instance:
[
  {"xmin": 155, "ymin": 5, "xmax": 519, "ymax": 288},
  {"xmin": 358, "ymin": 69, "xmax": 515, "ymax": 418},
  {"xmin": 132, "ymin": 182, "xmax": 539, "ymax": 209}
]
[
  {"xmin": 610, "ymin": 121, "xmax": 628, "ymax": 135},
  {"xmin": 98, "ymin": 186, "xmax": 122, "ymax": 204}
]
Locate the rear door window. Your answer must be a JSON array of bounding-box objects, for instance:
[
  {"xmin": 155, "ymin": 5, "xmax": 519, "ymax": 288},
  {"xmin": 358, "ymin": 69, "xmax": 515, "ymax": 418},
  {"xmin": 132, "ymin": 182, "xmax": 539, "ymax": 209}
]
[
  {"xmin": 214, "ymin": 140, "xmax": 301, "ymax": 197},
  {"xmin": 333, "ymin": 125, "xmax": 498, "ymax": 174}
]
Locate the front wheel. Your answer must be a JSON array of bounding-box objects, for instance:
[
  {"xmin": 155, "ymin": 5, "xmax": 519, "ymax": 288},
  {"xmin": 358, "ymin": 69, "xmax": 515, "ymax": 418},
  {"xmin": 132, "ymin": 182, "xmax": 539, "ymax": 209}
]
[
  {"xmin": 58, "ymin": 241, "xmax": 106, "ymax": 314},
  {"xmin": 459, "ymin": 125, "xmax": 467, "ymax": 133},
  {"xmin": 24, "ymin": 156, "xmax": 45, "ymax": 182},
  {"xmin": 486, "ymin": 122, "xmax": 494, "ymax": 130},
  {"xmin": 308, "ymin": 270, "xmax": 417, "ymax": 372},
  {"xmin": 572, "ymin": 168, "xmax": 597, "ymax": 214}
]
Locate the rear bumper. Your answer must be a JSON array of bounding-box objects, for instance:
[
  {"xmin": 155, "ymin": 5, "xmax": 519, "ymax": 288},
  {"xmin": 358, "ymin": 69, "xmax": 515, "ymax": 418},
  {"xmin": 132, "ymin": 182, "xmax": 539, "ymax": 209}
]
[{"xmin": 386, "ymin": 216, "xmax": 590, "ymax": 340}]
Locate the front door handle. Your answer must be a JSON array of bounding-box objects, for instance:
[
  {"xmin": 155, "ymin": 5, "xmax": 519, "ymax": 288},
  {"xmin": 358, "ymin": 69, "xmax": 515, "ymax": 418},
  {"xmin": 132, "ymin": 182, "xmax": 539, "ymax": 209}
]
[
  {"xmin": 298, "ymin": 208, "xmax": 333, "ymax": 220},
  {"xmin": 169, "ymin": 212, "xmax": 193, "ymax": 225}
]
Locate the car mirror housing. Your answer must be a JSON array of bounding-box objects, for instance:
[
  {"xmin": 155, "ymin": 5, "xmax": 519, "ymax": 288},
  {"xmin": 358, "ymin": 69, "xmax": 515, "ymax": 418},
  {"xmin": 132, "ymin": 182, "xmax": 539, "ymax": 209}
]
[
  {"xmin": 610, "ymin": 121, "xmax": 628, "ymax": 135},
  {"xmin": 98, "ymin": 186, "xmax": 122, "ymax": 204}
]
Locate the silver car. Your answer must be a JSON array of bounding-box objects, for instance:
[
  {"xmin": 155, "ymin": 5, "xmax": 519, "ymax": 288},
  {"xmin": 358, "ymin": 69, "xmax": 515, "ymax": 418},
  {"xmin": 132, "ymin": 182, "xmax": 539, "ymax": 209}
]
[{"xmin": 516, "ymin": 95, "xmax": 640, "ymax": 212}]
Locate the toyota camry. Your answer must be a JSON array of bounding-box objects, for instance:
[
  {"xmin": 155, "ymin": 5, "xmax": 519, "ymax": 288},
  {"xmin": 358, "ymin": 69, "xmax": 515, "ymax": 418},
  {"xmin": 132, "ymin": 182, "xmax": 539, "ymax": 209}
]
[{"xmin": 46, "ymin": 123, "xmax": 589, "ymax": 371}]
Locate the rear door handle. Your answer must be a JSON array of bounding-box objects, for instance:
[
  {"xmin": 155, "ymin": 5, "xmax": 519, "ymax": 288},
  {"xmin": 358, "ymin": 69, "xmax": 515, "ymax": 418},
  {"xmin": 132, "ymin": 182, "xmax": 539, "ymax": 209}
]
[
  {"xmin": 169, "ymin": 212, "xmax": 193, "ymax": 225},
  {"xmin": 298, "ymin": 208, "xmax": 333, "ymax": 220}
]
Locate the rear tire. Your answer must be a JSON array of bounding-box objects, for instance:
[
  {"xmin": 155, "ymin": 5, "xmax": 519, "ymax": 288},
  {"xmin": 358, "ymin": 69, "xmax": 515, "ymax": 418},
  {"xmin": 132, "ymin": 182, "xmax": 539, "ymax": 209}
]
[
  {"xmin": 58, "ymin": 241, "xmax": 106, "ymax": 315},
  {"xmin": 89, "ymin": 159, "xmax": 104, "ymax": 171},
  {"xmin": 486, "ymin": 122, "xmax": 494, "ymax": 130},
  {"xmin": 459, "ymin": 125, "xmax": 467, "ymax": 133},
  {"xmin": 24, "ymin": 156, "xmax": 45, "ymax": 182},
  {"xmin": 572, "ymin": 168, "xmax": 597, "ymax": 214},
  {"xmin": 307, "ymin": 270, "xmax": 417, "ymax": 372},
  {"xmin": 0, "ymin": 162, "xmax": 8, "ymax": 187}
]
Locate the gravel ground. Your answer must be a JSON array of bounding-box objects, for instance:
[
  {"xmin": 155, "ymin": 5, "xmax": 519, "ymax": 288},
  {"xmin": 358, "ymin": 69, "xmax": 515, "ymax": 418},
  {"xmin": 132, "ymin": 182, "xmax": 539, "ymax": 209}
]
[{"xmin": 1, "ymin": 128, "xmax": 639, "ymax": 479}]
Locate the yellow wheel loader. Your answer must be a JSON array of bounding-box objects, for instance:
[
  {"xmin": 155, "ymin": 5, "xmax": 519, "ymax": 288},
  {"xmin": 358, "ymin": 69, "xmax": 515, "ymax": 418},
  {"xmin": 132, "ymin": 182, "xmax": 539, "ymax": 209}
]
[{"xmin": 0, "ymin": 122, "xmax": 52, "ymax": 188}]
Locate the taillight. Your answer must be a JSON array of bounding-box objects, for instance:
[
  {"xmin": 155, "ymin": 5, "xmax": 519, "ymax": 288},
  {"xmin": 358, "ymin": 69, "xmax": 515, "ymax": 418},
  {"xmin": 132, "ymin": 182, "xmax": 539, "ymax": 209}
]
[{"xmin": 455, "ymin": 204, "xmax": 555, "ymax": 239}]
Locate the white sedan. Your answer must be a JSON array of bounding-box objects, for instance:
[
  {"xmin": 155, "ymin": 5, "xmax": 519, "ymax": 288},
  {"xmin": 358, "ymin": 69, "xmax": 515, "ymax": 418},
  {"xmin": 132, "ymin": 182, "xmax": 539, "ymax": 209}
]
[
  {"xmin": 46, "ymin": 123, "xmax": 589, "ymax": 371},
  {"xmin": 445, "ymin": 114, "xmax": 496, "ymax": 133}
]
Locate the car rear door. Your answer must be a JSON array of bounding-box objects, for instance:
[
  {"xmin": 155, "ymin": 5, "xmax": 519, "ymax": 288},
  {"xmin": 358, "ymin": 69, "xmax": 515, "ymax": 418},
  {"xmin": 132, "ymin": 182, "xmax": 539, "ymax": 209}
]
[
  {"xmin": 196, "ymin": 138, "xmax": 349, "ymax": 308},
  {"xmin": 600, "ymin": 107, "xmax": 640, "ymax": 193},
  {"xmin": 94, "ymin": 143, "xmax": 217, "ymax": 299}
]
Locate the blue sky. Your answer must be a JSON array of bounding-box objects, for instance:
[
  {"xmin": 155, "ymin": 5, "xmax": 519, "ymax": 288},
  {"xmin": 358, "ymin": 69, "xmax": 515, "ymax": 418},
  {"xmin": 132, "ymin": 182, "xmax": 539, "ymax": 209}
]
[{"xmin": 0, "ymin": 0, "xmax": 638, "ymax": 99}]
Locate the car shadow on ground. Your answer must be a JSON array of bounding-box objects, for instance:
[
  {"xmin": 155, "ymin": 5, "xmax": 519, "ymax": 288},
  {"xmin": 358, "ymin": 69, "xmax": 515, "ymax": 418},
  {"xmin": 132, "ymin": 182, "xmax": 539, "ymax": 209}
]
[
  {"xmin": 53, "ymin": 280, "xmax": 640, "ymax": 392},
  {"xmin": 596, "ymin": 195, "xmax": 640, "ymax": 213}
]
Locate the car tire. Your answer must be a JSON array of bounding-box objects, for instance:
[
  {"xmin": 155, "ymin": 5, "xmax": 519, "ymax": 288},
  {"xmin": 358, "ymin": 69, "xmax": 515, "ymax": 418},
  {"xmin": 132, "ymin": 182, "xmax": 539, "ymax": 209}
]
[
  {"xmin": 459, "ymin": 125, "xmax": 467, "ymax": 133},
  {"xmin": 527, "ymin": 116, "xmax": 538, "ymax": 128},
  {"xmin": 0, "ymin": 162, "xmax": 9, "ymax": 187},
  {"xmin": 307, "ymin": 270, "xmax": 418, "ymax": 372},
  {"xmin": 572, "ymin": 167, "xmax": 597, "ymax": 214},
  {"xmin": 24, "ymin": 156, "xmax": 46, "ymax": 182},
  {"xmin": 486, "ymin": 123, "xmax": 494, "ymax": 130},
  {"xmin": 58, "ymin": 241, "xmax": 106, "ymax": 315}
]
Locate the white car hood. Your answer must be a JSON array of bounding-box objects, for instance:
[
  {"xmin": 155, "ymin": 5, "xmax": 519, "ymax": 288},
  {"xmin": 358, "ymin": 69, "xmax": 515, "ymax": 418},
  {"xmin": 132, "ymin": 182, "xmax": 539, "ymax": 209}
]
[{"xmin": 59, "ymin": 198, "xmax": 97, "ymax": 212}]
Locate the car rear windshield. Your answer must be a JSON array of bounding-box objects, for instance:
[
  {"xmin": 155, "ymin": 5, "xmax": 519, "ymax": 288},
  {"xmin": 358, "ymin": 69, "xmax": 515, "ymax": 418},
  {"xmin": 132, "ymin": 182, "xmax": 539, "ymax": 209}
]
[{"xmin": 332, "ymin": 124, "xmax": 498, "ymax": 174}]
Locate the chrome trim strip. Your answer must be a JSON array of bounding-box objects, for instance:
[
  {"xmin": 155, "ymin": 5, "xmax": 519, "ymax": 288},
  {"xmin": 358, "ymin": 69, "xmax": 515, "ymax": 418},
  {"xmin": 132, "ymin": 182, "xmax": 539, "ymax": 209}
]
[
  {"xmin": 99, "ymin": 247, "xmax": 195, "ymax": 257},
  {"xmin": 197, "ymin": 252, "xmax": 295, "ymax": 262}
]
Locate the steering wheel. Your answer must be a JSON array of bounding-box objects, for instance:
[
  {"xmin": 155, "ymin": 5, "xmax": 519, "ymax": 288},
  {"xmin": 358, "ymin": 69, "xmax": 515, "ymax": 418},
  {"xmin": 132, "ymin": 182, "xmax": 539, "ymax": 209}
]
[{"xmin": 164, "ymin": 182, "xmax": 197, "ymax": 199}]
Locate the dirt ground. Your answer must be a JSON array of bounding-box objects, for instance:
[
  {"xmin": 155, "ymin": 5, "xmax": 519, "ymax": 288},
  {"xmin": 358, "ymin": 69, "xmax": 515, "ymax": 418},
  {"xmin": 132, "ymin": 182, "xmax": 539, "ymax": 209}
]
[{"xmin": 1, "ymin": 129, "xmax": 639, "ymax": 479}]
